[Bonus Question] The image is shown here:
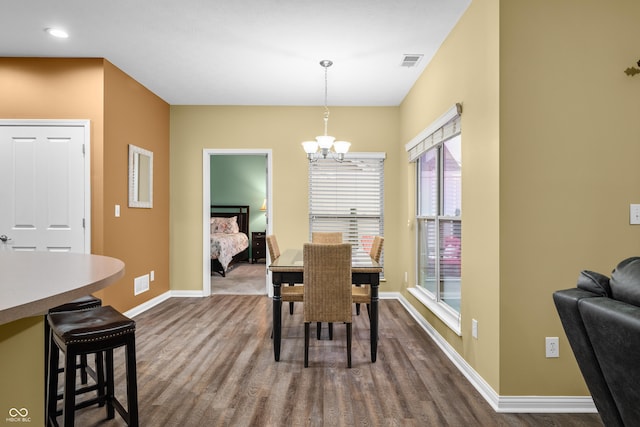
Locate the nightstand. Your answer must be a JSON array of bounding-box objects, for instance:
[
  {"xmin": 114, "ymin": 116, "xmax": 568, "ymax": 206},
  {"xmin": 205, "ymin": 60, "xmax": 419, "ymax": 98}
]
[{"xmin": 251, "ymin": 231, "xmax": 266, "ymax": 263}]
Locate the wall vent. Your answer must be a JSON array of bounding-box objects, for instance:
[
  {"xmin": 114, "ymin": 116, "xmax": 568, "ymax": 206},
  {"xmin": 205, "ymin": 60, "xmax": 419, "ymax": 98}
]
[
  {"xmin": 134, "ymin": 274, "xmax": 150, "ymax": 295},
  {"xmin": 401, "ymin": 54, "xmax": 423, "ymax": 67}
]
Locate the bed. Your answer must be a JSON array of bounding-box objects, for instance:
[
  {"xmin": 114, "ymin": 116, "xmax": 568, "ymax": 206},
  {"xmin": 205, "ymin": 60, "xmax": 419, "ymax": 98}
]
[{"xmin": 210, "ymin": 205, "xmax": 250, "ymax": 277}]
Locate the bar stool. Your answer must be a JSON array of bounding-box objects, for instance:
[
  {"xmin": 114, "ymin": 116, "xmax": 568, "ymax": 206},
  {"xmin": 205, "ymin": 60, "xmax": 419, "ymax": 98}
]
[
  {"xmin": 46, "ymin": 305, "xmax": 139, "ymax": 427},
  {"xmin": 45, "ymin": 296, "xmax": 103, "ymax": 397}
]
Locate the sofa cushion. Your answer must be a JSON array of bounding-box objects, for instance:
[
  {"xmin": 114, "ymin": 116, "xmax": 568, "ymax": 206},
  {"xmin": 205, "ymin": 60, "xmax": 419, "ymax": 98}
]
[
  {"xmin": 576, "ymin": 270, "xmax": 611, "ymax": 297},
  {"xmin": 610, "ymin": 257, "xmax": 640, "ymax": 306}
]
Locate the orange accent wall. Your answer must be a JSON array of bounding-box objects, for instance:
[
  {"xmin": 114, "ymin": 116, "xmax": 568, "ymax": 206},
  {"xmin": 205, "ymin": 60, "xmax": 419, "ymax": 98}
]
[
  {"xmin": 0, "ymin": 58, "xmax": 170, "ymax": 312},
  {"xmin": 100, "ymin": 61, "xmax": 170, "ymax": 310}
]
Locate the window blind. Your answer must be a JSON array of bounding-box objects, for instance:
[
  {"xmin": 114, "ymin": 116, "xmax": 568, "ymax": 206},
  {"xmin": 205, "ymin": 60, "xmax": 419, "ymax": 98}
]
[
  {"xmin": 308, "ymin": 153, "xmax": 385, "ymax": 266},
  {"xmin": 405, "ymin": 103, "xmax": 462, "ymax": 163}
]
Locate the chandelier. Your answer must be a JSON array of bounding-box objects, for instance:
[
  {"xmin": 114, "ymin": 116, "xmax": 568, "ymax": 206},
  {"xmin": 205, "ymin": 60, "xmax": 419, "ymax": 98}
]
[{"xmin": 301, "ymin": 60, "xmax": 351, "ymax": 162}]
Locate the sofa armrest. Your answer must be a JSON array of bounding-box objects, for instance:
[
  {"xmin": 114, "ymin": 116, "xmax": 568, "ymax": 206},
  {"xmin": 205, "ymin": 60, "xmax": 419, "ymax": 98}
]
[
  {"xmin": 553, "ymin": 288, "xmax": 623, "ymax": 427},
  {"xmin": 580, "ymin": 297, "xmax": 640, "ymax": 426}
]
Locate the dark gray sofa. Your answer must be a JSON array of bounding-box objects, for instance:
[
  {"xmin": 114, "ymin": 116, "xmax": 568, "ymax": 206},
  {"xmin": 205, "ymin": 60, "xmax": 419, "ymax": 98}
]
[{"xmin": 553, "ymin": 257, "xmax": 640, "ymax": 426}]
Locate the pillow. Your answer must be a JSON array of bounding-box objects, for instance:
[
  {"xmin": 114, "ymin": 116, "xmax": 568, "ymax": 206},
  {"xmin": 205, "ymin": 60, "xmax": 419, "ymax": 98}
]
[
  {"xmin": 219, "ymin": 216, "xmax": 239, "ymax": 234},
  {"xmin": 210, "ymin": 217, "xmax": 223, "ymax": 234},
  {"xmin": 210, "ymin": 216, "xmax": 239, "ymax": 234},
  {"xmin": 610, "ymin": 257, "xmax": 640, "ymax": 306},
  {"xmin": 576, "ymin": 270, "xmax": 611, "ymax": 297}
]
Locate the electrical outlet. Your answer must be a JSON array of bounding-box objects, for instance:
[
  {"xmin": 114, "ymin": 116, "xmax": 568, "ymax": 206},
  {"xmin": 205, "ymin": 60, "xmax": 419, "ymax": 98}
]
[
  {"xmin": 472, "ymin": 319, "xmax": 478, "ymax": 339},
  {"xmin": 545, "ymin": 337, "xmax": 559, "ymax": 358},
  {"xmin": 631, "ymin": 204, "xmax": 640, "ymax": 224}
]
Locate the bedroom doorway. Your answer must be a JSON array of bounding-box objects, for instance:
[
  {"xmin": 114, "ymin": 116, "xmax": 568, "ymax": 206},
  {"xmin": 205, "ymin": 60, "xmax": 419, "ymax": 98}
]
[{"xmin": 202, "ymin": 149, "xmax": 272, "ymax": 297}]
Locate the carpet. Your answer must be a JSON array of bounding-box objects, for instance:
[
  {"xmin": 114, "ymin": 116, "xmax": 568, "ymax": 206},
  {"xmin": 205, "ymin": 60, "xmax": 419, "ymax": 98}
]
[{"xmin": 210, "ymin": 262, "xmax": 268, "ymax": 295}]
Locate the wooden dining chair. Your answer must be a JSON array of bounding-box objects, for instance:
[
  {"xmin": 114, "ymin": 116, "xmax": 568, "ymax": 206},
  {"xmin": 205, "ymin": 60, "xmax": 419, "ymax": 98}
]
[
  {"xmin": 303, "ymin": 243, "xmax": 353, "ymax": 368},
  {"xmin": 353, "ymin": 236, "xmax": 384, "ymax": 318},
  {"xmin": 267, "ymin": 235, "xmax": 302, "ymax": 315},
  {"xmin": 311, "ymin": 232, "xmax": 342, "ymax": 244}
]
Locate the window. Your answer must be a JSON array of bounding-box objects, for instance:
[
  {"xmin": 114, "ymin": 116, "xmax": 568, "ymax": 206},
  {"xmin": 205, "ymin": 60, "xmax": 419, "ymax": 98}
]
[
  {"xmin": 308, "ymin": 153, "xmax": 385, "ymax": 269},
  {"xmin": 406, "ymin": 104, "xmax": 462, "ymax": 333},
  {"xmin": 417, "ymin": 135, "xmax": 461, "ymax": 309}
]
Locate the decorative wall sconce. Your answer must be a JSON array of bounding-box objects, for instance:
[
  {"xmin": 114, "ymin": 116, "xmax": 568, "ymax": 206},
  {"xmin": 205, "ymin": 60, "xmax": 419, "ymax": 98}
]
[{"xmin": 624, "ymin": 59, "xmax": 640, "ymax": 76}]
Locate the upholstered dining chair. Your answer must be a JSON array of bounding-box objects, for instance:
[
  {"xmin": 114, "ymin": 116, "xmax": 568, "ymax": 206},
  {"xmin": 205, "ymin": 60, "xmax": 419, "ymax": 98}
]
[
  {"xmin": 311, "ymin": 232, "xmax": 342, "ymax": 244},
  {"xmin": 353, "ymin": 236, "xmax": 384, "ymax": 318},
  {"xmin": 267, "ymin": 235, "xmax": 303, "ymax": 315},
  {"xmin": 303, "ymin": 243, "xmax": 353, "ymax": 368}
]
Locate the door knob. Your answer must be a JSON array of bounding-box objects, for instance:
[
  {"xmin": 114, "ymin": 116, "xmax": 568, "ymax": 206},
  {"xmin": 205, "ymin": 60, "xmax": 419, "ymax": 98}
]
[{"xmin": 0, "ymin": 235, "xmax": 11, "ymax": 243}]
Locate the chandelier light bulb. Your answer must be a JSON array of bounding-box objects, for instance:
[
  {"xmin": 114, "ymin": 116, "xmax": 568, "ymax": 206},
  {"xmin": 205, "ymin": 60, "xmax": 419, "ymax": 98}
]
[
  {"xmin": 333, "ymin": 141, "xmax": 351, "ymax": 154},
  {"xmin": 301, "ymin": 140, "xmax": 318, "ymax": 154},
  {"xmin": 316, "ymin": 135, "xmax": 335, "ymax": 149}
]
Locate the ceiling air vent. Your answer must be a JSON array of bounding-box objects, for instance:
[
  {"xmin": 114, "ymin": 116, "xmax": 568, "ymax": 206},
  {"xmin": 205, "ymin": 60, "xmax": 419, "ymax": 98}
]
[{"xmin": 401, "ymin": 54, "xmax": 423, "ymax": 68}]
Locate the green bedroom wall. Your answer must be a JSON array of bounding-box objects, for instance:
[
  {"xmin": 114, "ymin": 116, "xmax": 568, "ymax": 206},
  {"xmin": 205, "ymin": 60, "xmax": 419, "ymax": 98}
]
[{"xmin": 210, "ymin": 154, "xmax": 267, "ymax": 256}]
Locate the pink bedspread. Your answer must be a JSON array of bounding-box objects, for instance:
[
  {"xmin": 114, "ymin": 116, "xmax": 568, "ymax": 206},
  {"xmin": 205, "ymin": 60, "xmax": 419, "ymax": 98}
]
[{"xmin": 210, "ymin": 232, "xmax": 249, "ymax": 271}]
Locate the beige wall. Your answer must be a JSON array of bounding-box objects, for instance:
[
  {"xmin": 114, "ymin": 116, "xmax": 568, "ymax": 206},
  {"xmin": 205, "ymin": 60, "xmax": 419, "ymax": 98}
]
[
  {"xmin": 400, "ymin": 0, "xmax": 640, "ymax": 397},
  {"xmin": 400, "ymin": 0, "xmax": 501, "ymax": 389},
  {"xmin": 170, "ymin": 106, "xmax": 401, "ymax": 292},
  {"xmin": 499, "ymin": 0, "xmax": 640, "ymax": 395}
]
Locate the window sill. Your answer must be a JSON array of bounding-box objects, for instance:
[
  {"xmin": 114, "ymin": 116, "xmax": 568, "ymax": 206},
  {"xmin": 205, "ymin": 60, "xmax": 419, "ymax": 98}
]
[{"xmin": 408, "ymin": 287, "xmax": 461, "ymax": 336}]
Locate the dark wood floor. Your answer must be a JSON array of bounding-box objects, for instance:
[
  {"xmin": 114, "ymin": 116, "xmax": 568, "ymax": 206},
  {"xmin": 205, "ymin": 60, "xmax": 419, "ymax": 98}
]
[{"xmin": 65, "ymin": 296, "xmax": 603, "ymax": 426}]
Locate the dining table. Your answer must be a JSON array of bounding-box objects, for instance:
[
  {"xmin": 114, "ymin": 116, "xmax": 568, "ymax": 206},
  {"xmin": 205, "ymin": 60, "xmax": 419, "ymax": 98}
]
[{"xmin": 269, "ymin": 248, "xmax": 382, "ymax": 363}]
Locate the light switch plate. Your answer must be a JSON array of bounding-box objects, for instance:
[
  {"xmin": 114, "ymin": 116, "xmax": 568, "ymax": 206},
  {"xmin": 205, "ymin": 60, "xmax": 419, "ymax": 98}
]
[{"xmin": 631, "ymin": 204, "xmax": 640, "ymax": 224}]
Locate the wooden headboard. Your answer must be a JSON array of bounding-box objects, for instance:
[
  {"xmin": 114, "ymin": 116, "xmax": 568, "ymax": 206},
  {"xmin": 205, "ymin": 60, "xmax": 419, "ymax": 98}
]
[{"xmin": 210, "ymin": 205, "xmax": 250, "ymax": 236}]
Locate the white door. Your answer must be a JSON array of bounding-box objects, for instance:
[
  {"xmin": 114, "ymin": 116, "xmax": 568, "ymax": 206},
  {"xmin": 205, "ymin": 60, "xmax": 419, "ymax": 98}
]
[{"xmin": 0, "ymin": 121, "xmax": 89, "ymax": 252}]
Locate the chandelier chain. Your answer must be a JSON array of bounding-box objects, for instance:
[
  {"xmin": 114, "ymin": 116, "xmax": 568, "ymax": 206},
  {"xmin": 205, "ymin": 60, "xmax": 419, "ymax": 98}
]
[{"xmin": 323, "ymin": 61, "xmax": 330, "ymax": 136}]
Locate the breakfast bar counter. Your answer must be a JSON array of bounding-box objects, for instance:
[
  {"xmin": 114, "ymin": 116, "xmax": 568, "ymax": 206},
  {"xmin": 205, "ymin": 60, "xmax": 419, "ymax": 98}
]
[
  {"xmin": 0, "ymin": 251, "xmax": 125, "ymax": 425},
  {"xmin": 0, "ymin": 251, "xmax": 125, "ymax": 325}
]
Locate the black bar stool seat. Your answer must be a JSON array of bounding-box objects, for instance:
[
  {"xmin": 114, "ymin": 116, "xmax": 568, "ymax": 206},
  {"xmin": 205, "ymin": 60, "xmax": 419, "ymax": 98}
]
[
  {"xmin": 49, "ymin": 296, "xmax": 102, "ymax": 313},
  {"xmin": 45, "ymin": 296, "xmax": 103, "ymax": 388},
  {"xmin": 46, "ymin": 305, "xmax": 139, "ymax": 427}
]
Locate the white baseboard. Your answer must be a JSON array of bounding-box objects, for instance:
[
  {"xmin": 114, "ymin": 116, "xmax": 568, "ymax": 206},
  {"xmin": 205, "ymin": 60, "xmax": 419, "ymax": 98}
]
[
  {"xmin": 123, "ymin": 289, "xmax": 203, "ymax": 318},
  {"xmin": 391, "ymin": 292, "xmax": 596, "ymax": 413},
  {"xmin": 124, "ymin": 289, "xmax": 596, "ymax": 414},
  {"xmin": 169, "ymin": 290, "xmax": 205, "ymax": 298}
]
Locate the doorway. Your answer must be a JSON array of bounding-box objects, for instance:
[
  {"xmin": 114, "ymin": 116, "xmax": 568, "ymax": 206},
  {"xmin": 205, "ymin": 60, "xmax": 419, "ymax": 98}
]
[{"xmin": 202, "ymin": 149, "xmax": 272, "ymax": 296}]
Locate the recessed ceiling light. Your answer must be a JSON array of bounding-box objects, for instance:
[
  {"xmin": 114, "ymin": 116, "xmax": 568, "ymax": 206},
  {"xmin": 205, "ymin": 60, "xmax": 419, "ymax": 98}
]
[{"xmin": 45, "ymin": 28, "xmax": 69, "ymax": 39}]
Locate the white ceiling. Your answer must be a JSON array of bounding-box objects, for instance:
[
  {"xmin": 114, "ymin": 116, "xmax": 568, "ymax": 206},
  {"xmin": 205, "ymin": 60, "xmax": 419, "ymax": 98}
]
[{"xmin": 2, "ymin": 0, "xmax": 470, "ymax": 106}]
